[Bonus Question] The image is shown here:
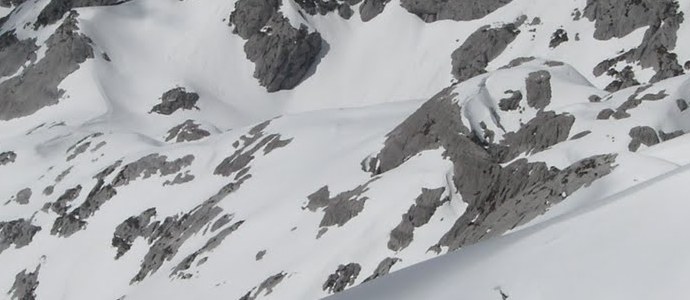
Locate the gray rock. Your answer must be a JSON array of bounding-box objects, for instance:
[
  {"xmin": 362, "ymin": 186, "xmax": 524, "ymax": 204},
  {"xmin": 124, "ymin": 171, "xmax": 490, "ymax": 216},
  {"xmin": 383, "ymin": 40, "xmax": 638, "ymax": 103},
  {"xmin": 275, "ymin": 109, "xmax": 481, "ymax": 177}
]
[
  {"xmin": 171, "ymin": 220, "xmax": 244, "ymax": 278},
  {"xmin": 628, "ymin": 126, "xmax": 660, "ymax": 152},
  {"xmin": 8, "ymin": 265, "xmax": 40, "ymax": 300},
  {"xmin": 362, "ymin": 257, "xmax": 400, "ymax": 283},
  {"xmin": 0, "ymin": 11, "xmax": 94, "ymax": 120},
  {"xmin": 165, "ymin": 120, "xmax": 210, "ymax": 143},
  {"xmin": 676, "ymin": 99, "xmax": 688, "ymax": 112},
  {"xmin": 306, "ymin": 181, "xmax": 376, "ymax": 228},
  {"xmin": 583, "ymin": 0, "xmax": 673, "ymax": 40},
  {"xmin": 500, "ymin": 56, "xmax": 535, "ymax": 69},
  {"xmin": 603, "ymin": 66, "xmax": 640, "ymax": 93},
  {"xmin": 111, "ymin": 153, "xmax": 194, "ymax": 187},
  {"xmin": 659, "ymin": 130, "xmax": 684, "ymax": 141},
  {"xmin": 255, "ymin": 250, "xmax": 266, "ymax": 261},
  {"xmin": 293, "ymin": 0, "xmax": 339, "ymax": 16},
  {"xmin": 366, "ymin": 86, "xmax": 617, "ymax": 252},
  {"xmin": 34, "ymin": 0, "xmax": 131, "ymax": 28},
  {"xmin": 211, "ymin": 214, "xmax": 234, "ymax": 232},
  {"xmin": 162, "ymin": 171, "xmax": 195, "ymax": 186},
  {"xmin": 0, "ymin": 151, "xmax": 16, "ymax": 166},
  {"xmin": 229, "ymin": 0, "xmax": 324, "ymax": 92},
  {"xmin": 388, "ymin": 188, "xmax": 446, "ymax": 251},
  {"xmin": 597, "ymin": 108, "xmax": 615, "ymax": 120},
  {"xmin": 215, "ymin": 121, "xmax": 291, "ymax": 178},
  {"xmin": 610, "ymin": 88, "xmax": 667, "ymax": 119},
  {"xmin": 570, "ymin": 130, "xmax": 592, "ymax": 140},
  {"xmin": 42, "ymin": 185, "xmax": 54, "ymax": 196},
  {"xmin": 112, "ymin": 208, "xmax": 158, "ymax": 259},
  {"xmin": 228, "ymin": 0, "xmax": 280, "ymax": 39},
  {"xmin": 10, "ymin": 188, "xmax": 31, "ymax": 205},
  {"xmin": 400, "ymin": 0, "xmax": 512, "ymax": 22},
  {"xmin": 243, "ymin": 14, "xmax": 323, "ymax": 92},
  {"xmin": 498, "ymin": 90, "xmax": 523, "ymax": 111},
  {"xmin": 359, "ymin": 0, "xmax": 389, "ymax": 22},
  {"xmin": 50, "ymin": 185, "xmax": 82, "ymax": 216},
  {"xmin": 0, "ymin": 219, "xmax": 41, "ymax": 254},
  {"xmin": 451, "ymin": 23, "xmax": 520, "ymax": 82},
  {"xmin": 525, "ymin": 70, "xmax": 552, "ymax": 109},
  {"xmin": 323, "ymin": 263, "xmax": 361, "ymax": 294},
  {"xmin": 549, "ymin": 29, "xmax": 569, "ymax": 48},
  {"xmin": 51, "ymin": 179, "xmax": 116, "ymax": 237},
  {"xmin": 150, "ymin": 88, "xmax": 200, "ymax": 115},
  {"xmin": 0, "ymin": 30, "xmax": 38, "ymax": 77},
  {"xmin": 131, "ymin": 177, "xmax": 249, "ymax": 283},
  {"xmin": 240, "ymin": 272, "xmax": 286, "ymax": 300}
]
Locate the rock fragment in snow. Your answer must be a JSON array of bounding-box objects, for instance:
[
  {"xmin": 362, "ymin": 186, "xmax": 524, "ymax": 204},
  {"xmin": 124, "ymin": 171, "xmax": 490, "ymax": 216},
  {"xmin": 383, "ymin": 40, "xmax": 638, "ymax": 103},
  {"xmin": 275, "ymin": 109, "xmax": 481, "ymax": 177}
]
[
  {"xmin": 525, "ymin": 70, "xmax": 552, "ymax": 109},
  {"xmin": 549, "ymin": 29, "xmax": 568, "ymax": 48},
  {"xmin": 0, "ymin": 151, "xmax": 16, "ymax": 166},
  {"xmin": 0, "ymin": 30, "xmax": 38, "ymax": 77},
  {"xmin": 498, "ymin": 90, "xmax": 523, "ymax": 111},
  {"xmin": 112, "ymin": 153, "xmax": 194, "ymax": 187},
  {"xmin": 676, "ymin": 99, "xmax": 688, "ymax": 112},
  {"xmin": 171, "ymin": 220, "xmax": 244, "ymax": 278},
  {"xmin": 363, "ymin": 257, "xmax": 400, "ymax": 283},
  {"xmin": 112, "ymin": 208, "xmax": 158, "ymax": 259},
  {"xmin": 150, "ymin": 88, "xmax": 200, "ymax": 115},
  {"xmin": 306, "ymin": 181, "xmax": 376, "ymax": 228}
]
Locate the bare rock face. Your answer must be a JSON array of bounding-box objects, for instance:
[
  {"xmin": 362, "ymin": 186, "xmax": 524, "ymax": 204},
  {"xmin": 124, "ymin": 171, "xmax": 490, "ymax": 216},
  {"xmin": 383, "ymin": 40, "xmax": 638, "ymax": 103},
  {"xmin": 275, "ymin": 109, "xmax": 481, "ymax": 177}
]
[
  {"xmin": 0, "ymin": 11, "xmax": 94, "ymax": 120},
  {"xmin": 388, "ymin": 188, "xmax": 446, "ymax": 251},
  {"xmin": 451, "ymin": 22, "xmax": 521, "ymax": 82},
  {"xmin": 8, "ymin": 265, "xmax": 40, "ymax": 300},
  {"xmin": 359, "ymin": 0, "xmax": 390, "ymax": 21},
  {"xmin": 365, "ymin": 87, "xmax": 617, "ymax": 252},
  {"xmin": 362, "ymin": 257, "xmax": 401, "ymax": 283},
  {"xmin": 34, "ymin": 0, "xmax": 131, "ymax": 28},
  {"xmin": 323, "ymin": 263, "xmax": 361, "ymax": 294},
  {"xmin": 586, "ymin": 0, "xmax": 685, "ymax": 87},
  {"xmin": 0, "ymin": 30, "xmax": 38, "ymax": 77},
  {"xmin": 0, "ymin": 151, "xmax": 17, "ymax": 166},
  {"xmin": 401, "ymin": 0, "xmax": 512, "ymax": 22},
  {"xmin": 628, "ymin": 126, "xmax": 660, "ymax": 152},
  {"xmin": 229, "ymin": 0, "xmax": 324, "ymax": 92},
  {"xmin": 164, "ymin": 120, "xmax": 210, "ymax": 143},
  {"xmin": 0, "ymin": 219, "xmax": 41, "ymax": 254},
  {"xmin": 239, "ymin": 272, "xmax": 286, "ymax": 300},
  {"xmin": 150, "ymin": 88, "xmax": 200, "ymax": 115}
]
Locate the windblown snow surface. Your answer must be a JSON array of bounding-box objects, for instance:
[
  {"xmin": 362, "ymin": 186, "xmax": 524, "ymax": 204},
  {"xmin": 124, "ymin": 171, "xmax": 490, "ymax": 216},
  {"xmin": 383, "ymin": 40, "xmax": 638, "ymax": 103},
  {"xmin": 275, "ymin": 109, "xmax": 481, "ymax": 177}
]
[{"xmin": 1, "ymin": 0, "xmax": 690, "ymax": 299}]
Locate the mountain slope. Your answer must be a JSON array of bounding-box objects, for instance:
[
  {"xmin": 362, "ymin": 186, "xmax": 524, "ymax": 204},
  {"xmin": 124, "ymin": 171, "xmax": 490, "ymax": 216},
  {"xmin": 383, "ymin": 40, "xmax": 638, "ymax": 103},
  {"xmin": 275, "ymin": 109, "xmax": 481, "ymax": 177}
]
[{"xmin": 1, "ymin": 0, "xmax": 690, "ymax": 299}]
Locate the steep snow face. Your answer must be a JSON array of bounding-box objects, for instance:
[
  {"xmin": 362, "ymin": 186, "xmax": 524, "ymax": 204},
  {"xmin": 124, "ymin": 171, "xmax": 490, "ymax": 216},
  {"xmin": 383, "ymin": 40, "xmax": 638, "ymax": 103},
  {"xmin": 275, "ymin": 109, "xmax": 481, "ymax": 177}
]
[{"xmin": 1, "ymin": 0, "xmax": 690, "ymax": 300}]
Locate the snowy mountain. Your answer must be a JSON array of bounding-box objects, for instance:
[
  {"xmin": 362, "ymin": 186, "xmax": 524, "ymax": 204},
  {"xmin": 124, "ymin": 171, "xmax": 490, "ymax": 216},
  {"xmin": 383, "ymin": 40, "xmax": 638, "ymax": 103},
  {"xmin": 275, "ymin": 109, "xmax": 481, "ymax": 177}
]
[{"xmin": 1, "ymin": 0, "xmax": 690, "ymax": 299}]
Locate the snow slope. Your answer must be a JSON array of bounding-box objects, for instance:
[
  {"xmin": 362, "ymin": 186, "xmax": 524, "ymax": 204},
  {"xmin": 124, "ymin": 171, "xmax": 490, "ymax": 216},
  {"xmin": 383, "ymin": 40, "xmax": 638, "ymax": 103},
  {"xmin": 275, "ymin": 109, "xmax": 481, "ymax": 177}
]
[{"xmin": 1, "ymin": 0, "xmax": 690, "ymax": 299}]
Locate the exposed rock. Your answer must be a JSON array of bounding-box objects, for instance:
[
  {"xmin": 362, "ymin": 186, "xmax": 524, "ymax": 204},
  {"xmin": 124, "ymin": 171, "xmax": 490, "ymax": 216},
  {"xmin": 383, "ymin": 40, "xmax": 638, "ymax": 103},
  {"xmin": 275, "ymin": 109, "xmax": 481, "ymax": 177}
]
[
  {"xmin": 229, "ymin": 0, "xmax": 324, "ymax": 92},
  {"xmin": 400, "ymin": 0, "xmax": 512, "ymax": 22},
  {"xmin": 610, "ymin": 88, "xmax": 667, "ymax": 119},
  {"xmin": 150, "ymin": 88, "xmax": 200, "ymax": 115},
  {"xmin": 112, "ymin": 208, "xmax": 158, "ymax": 259},
  {"xmin": 525, "ymin": 70, "xmax": 552, "ymax": 109},
  {"xmin": 0, "ymin": 30, "xmax": 38, "ymax": 77},
  {"xmin": 165, "ymin": 120, "xmax": 210, "ymax": 143},
  {"xmin": 0, "ymin": 11, "xmax": 94, "ymax": 120},
  {"xmin": 243, "ymin": 14, "xmax": 323, "ymax": 92},
  {"xmin": 0, "ymin": 219, "xmax": 41, "ymax": 254},
  {"xmin": 240, "ymin": 272, "xmax": 286, "ymax": 300},
  {"xmin": 162, "ymin": 171, "xmax": 195, "ymax": 186},
  {"xmin": 676, "ymin": 99, "xmax": 688, "ymax": 112},
  {"xmin": 366, "ymin": 87, "xmax": 617, "ymax": 252},
  {"xmin": 306, "ymin": 181, "xmax": 376, "ymax": 228},
  {"xmin": 500, "ymin": 57, "xmax": 535, "ymax": 69},
  {"xmin": 228, "ymin": 0, "xmax": 280, "ymax": 39},
  {"xmin": 549, "ymin": 29, "xmax": 569, "ymax": 48},
  {"xmin": 211, "ymin": 214, "xmax": 234, "ymax": 232},
  {"xmin": 13, "ymin": 188, "xmax": 31, "ymax": 205},
  {"xmin": 362, "ymin": 257, "xmax": 400, "ymax": 283},
  {"xmin": 8, "ymin": 265, "xmax": 40, "ymax": 300},
  {"xmin": 171, "ymin": 220, "xmax": 244, "ymax": 278},
  {"xmin": 51, "ymin": 178, "xmax": 116, "ymax": 237},
  {"xmin": 388, "ymin": 188, "xmax": 446, "ymax": 251},
  {"xmin": 570, "ymin": 130, "xmax": 592, "ymax": 140},
  {"xmin": 603, "ymin": 66, "xmax": 640, "ymax": 93},
  {"xmin": 628, "ymin": 126, "xmax": 660, "ymax": 152},
  {"xmin": 589, "ymin": 95, "xmax": 602, "ymax": 102},
  {"xmin": 498, "ymin": 90, "xmax": 522, "ymax": 111},
  {"xmin": 35, "ymin": 0, "xmax": 131, "ymax": 28},
  {"xmin": 43, "ymin": 185, "xmax": 54, "ymax": 196},
  {"xmin": 323, "ymin": 263, "xmax": 361, "ymax": 294},
  {"xmin": 112, "ymin": 153, "xmax": 195, "ymax": 187},
  {"xmin": 587, "ymin": 0, "xmax": 685, "ymax": 85},
  {"xmin": 659, "ymin": 130, "xmax": 684, "ymax": 141},
  {"xmin": 451, "ymin": 23, "xmax": 520, "ymax": 82},
  {"xmin": 0, "ymin": 151, "xmax": 16, "ymax": 166},
  {"xmin": 131, "ymin": 177, "xmax": 249, "ymax": 283},
  {"xmin": 255, "ymin": 250, "xmax": 266, "ymax": 261},
  {"xmin": 66, "ymin": 141, "xmax": 90, "ymax": 161},
  {"xmin": 359, "ymin": 0, "xmax": 389, "ymax": 22},
  {"xmin": 215, "ymin": 121, "xmax": 291, "ymax": 178},
  {"xmin": 597, "ymin": 108, "xmax": 615, "ymax": 120}
]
